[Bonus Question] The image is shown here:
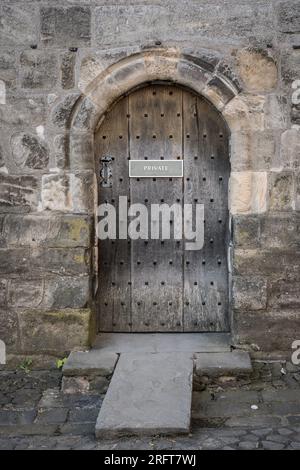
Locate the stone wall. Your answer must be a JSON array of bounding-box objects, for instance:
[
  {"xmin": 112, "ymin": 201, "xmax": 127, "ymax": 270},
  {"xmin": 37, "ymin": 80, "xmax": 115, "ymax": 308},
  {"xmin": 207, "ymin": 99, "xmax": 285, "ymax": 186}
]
[{"xmin": 0, "ymin": 0, "xmax": 299, "ymax": 356}]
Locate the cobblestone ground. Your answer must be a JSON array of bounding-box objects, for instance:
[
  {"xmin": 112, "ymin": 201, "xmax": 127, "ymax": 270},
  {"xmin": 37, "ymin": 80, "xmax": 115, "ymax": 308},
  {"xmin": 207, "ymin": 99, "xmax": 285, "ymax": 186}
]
[{"xmin": 0, "ymin": 361, "xmax": 300, "ymax": 450}]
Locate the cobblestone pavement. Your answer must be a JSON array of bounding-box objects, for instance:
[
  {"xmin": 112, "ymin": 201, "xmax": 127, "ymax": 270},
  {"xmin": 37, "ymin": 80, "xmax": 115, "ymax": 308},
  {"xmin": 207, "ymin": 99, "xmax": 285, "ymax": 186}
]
[{"xmin": 0, "ymin": 361, "xmax": 300, "ymax": 450}]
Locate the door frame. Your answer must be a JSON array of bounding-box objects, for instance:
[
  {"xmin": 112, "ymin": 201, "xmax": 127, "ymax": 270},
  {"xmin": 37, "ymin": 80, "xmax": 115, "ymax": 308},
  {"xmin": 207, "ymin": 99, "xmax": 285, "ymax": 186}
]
[{"xmin": 66, "ymin": 48, "xmax": 257, "ymax": 342}]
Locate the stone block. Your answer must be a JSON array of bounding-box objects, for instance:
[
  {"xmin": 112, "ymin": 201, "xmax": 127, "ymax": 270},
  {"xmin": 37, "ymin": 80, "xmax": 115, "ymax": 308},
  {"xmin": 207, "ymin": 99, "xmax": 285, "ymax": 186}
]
[
  {"xmin": 280, "ymin": 129, "xmax": 300, "ymax": 169},
  {"xmin": 281, "ymin": 48, "xmax": 300, "ymax": 86},
  {"xmin": 278, "ymin": 1, "xmax": 300, "ymax": 33},
  {"xmin": 18, "ymin": 308, "xmax": 92, "ymax": 353},
  {"xmin": 223, "ymin": 95, "xmax": 265, "ymax": 133},
  {"xmin": 234, "ymin": 309, "xmax": 300, "ymax": 353},
  {"xmin": 30, "ymin": 248, "xmax": 91, "ymax": 277},
  {"xmin": 264, "ymin": 95, "xmax": 288, "ymax": 131},
  {"xmin": 61, "ymin": 51, "xmax": 76, "ymax": 90},
  {"xmin": 69, "ymin": 132, "xmax": 94, "ymax": 171},
  {"xmin": 194, "ymin": 351, "xmax": 252, "ymax": 377},
  {"xmin": 236, "ymin": 49, "xmax": 277, "ymax": 92},
  {"xmin": 268, "ymin": 171, "xmax": 294, "ymax": 211},
  {"xmin": 4, "ymin": 214, "xmax": 92, "ymax": 248},
  {"xmin": 233, "ymin": 248, "xmax": 300, "ymax": 276},
  {"xmin": 0, "ymin": 248, "xmax": 30, "ymax": 276},
  {"xmin": 41, "ymin": 7, "xmax": 91, "ymax": 47},
  {"xmin": 260, "ymin": 214, "xmax": 299, "ymax": 248},
  {"xmin": 230, "ymin": 131, "xmax": 277, "ymax": 171},
  {"xmin": 296, "ymin": 172, "xmax": 300, "ymax": 211},
  {"xmin": 51, "ymin": 94, "xmax": 80, "ymax": 129},
  {"xmin": 232, "ymin": 215, "xmax": 260, "ymax": 248},
  {"xmin": 268, "ymin": 279, "xmax": 300, "ymax": 308},
  {"xmin": 41, "ymin": 172, "xmax": 94, "ymax": 214},
  {"xmin": 63, "ymin": 350, "xmax": 119, "ymax": 377},
  {"xmin": 8, "ymin": 276, "xmax": 90, "ymax": 310},
  {"xmin": 0, "ymin": 174, "xmax": 39, "ymax": 213},
  {"xmin": 0, "ymin": 4, "xmax": 37, "ymax": 47},
  {"xmin": 20, "ymin": 50, "xmax": 58, "ymax": 90},
  {"xmin": 11, "ymin": 132, "xmax": 49, "ymax": 170},
  {"xmin": 0, "ymin": 51, "xmax": 17, "ymax": 90},
  {"xmin": 0, "ymin": 309, "xmax": 19, "ymax": 352},
  {"xmin": 233, "ymin": 277, "xmax": 267, "ymax": 311},
  {"xmin": 0, "ymin": 95, "xmax": 47, "ymax": 128},
  {"xmin": 230, "ymin": 171, "xmax": 267, "ymax": 215},
  {"xmin": 0, "ymin": 279, "xmax": 7, "ymax": 307}
]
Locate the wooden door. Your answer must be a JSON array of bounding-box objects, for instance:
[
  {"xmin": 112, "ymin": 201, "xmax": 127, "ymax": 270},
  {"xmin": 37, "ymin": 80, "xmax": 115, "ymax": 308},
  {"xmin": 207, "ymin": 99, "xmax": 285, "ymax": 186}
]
[{"xmin": 95, "ymin": 84, "xmax": 230, "ymax": 332}]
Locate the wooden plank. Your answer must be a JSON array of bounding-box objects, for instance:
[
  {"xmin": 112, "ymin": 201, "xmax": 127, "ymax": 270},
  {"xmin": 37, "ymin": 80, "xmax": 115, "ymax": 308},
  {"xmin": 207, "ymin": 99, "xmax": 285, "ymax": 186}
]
[
  {"xmin": 129, "ymin": 85, "xmax": 183, "ymax": 331},
  {"xmin": 183, "ymin": 94, "xmax": 230, "ymax": 331},
  {"xmin": 95, "ymin": 97, "xmax": 132, "ymax": 332}
]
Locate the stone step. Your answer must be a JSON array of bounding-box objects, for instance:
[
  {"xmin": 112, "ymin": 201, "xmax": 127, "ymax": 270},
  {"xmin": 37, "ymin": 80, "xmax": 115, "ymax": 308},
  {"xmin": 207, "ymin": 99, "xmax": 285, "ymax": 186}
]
[
  {"xmin": 95, "ymin": 352, "xmax": 193, "ymax": 438},
  {"xmin": 194, "ymin": 351, "xmax": 252, "ymax": 377},
  {"xmin": 93, "ymin": 333, "xmax": 231, "ymax": 353},
  {"xmin": 62, "ymin": 350, "xmax": 119, "ymax": 377}
]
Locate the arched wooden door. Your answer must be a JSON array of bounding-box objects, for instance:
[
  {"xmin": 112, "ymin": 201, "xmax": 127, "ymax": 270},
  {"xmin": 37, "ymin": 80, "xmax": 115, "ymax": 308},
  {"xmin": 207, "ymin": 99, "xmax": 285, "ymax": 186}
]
[{"xmin": 95, "ymin": 84, "xmax": 230, "ymax": 332}]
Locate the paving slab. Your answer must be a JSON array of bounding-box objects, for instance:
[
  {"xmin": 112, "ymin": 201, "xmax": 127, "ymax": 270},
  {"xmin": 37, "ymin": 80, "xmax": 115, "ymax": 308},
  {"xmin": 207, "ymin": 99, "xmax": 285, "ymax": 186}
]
[
  {"xmin": 93, "ymin": 333, "xmax": 231, "ymax": 353},
  {"xmin": 95, "ymin": 352, "xmax": 193, "ymax": 438},
  {"xmin": 194, "ymin": 351, "xmax": 252, "ymax": 377}
]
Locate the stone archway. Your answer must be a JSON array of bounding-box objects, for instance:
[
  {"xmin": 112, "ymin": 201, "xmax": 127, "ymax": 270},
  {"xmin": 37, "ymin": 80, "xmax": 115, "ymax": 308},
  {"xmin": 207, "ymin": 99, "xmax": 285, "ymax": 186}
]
[{"xmin": 46, "ymin": 48, "xmax": 270, "ymax": 347}]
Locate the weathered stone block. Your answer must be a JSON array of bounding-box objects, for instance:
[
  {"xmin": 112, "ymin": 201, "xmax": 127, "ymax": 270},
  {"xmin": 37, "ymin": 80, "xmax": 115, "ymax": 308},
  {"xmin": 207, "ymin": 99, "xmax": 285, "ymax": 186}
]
[
  {"xmin": 230, "ymin": 131, "xmax": 277, "ymax": 171},
  {"xmin": 268, "ymin": 279, "xmax": 300, "ymax": 308},
  {"xmin": 233, "ymin": 215, "xmax": 260, "ymax": 249},
  {"xmin": 0, "ymin": 175, "xmax": 39, "ymax": 213},
  {"xmin": 260, "ymin": 214, "xmax": 300, "ymax": 248},
  {"xmin": 20, "ymin": 50, "xmax": 58, "ymax": 90},
  {"xmin": 0, "ymin": 51, "xmax": 17, "ymax": 90},
  {"xmin": 278, "ymin": 1, "xmax": 300, "ymax": 33},
  {"xmin": 30, "ymin": 248, "xmax": 91, "ymax": 277},
  {"xmin": 0, "ymin": 248, "xmax": 30, "ymax": 276},
  {"xmin": 280, "ymin": 129, "xmax": 300, "ymax": 169},
  {"xmin": 234, "ymin": 310, "xmax": 300, "ymax": 353},
  {"xmin": 233, "ymin": 249, "xmax": 300, "ymax": 276},
  {"xmin": 0, "ymin": 279, "xmax": 7, "ymax": 307},
  {"xmin": 41, "ymin": 7, "xmax": 91, "ymax": 47},
  {"xmin": 51, "ymin": 94, "xmax": 80, "ymax": 129},
  {"xmin": 69, "ymin": 133, "xmax": 94, "ymax": 170},
  {"xmin": 236, "ymin": 49, "xmax": 277, "ymax": 92},
  {"xmin": 0, "ymin": 95, "xmax": 47, "ymax": 129},
  {"xmin": 0, "ymin": 309, "xmax": 19, "ymax": 352},
  {"xmin": 281, "ymin": 48, "xmax": 300, "ymax": 86},
  {"xmin": 63, "ymin": 350, "xmax": 118, "ymax": 377},
  {"xmin": 8, "ymin": 276, "xmax": 90, "ymax": 310},
  {"xmin": 41, "ymin": 172, "xmax": 94, "ymax": 214},
  {"xmin": 18, "ymin": 308, "xmax": 92, "ymax": 353},
  {"xmin": 268, "ymin": 171, "xmax": 294, "ymax": 211},
  {"xmin": 61, "ymin": 51, "xmax": 76, "ymax": 90},
  {"xmin": 230, "ymin": 171, "xmax": 267, "ymax": 214},
  {"xmin": 265, "ymin": 95, "xmax": 288, "ymax": 131},
  {"xmin": 233, "ymin": 277, "xmax": 267, "ymax": 311},
  {"xmin": 0, "ymin": 4, "xmax": 37, "ymax": 47},
  {"xmin": 11, "ymin": 132, "xmax": 49, "ymax": 170},
  {"xmin": 4, "ymin": 214, "xmax": 92, "ymax": 248},
  {"xmin": 296, "ymin": 172, "xmax": 300, "ymax": 211}
]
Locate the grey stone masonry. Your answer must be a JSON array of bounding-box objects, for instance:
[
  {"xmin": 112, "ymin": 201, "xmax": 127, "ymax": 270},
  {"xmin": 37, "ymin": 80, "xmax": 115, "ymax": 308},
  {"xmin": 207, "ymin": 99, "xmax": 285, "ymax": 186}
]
[{"xmin": 0, "ymin": 0, "xmax": 299, "ymax": 355}]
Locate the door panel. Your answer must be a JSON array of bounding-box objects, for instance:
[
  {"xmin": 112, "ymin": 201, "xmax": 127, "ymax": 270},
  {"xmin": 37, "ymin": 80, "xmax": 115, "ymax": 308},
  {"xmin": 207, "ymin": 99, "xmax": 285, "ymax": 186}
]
[{"xmin": 95, "ymin": 84, "xmax": 230, "ymax": 332}]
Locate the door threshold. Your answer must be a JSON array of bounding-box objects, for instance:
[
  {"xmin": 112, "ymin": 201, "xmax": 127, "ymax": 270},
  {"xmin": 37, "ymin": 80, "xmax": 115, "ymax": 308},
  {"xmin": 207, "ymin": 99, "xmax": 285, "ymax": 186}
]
[{"xmin": 92, "ymin": 332, "xmax": 232, "ymax": 354}]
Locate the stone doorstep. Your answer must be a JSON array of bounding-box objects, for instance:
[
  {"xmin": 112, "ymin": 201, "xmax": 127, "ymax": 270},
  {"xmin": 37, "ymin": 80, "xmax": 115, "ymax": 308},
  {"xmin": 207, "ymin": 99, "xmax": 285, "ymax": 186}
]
[
  {"xmin": 61, "ymin": 345, "xmax": 252, "ymax": 438},
  {"xmin": 194, "ymin": 351, "xmax": 253, "ymax": 378},
  {"xmin": 62, "ymin": 350, "xmax": 119, "ymax": 377}
]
